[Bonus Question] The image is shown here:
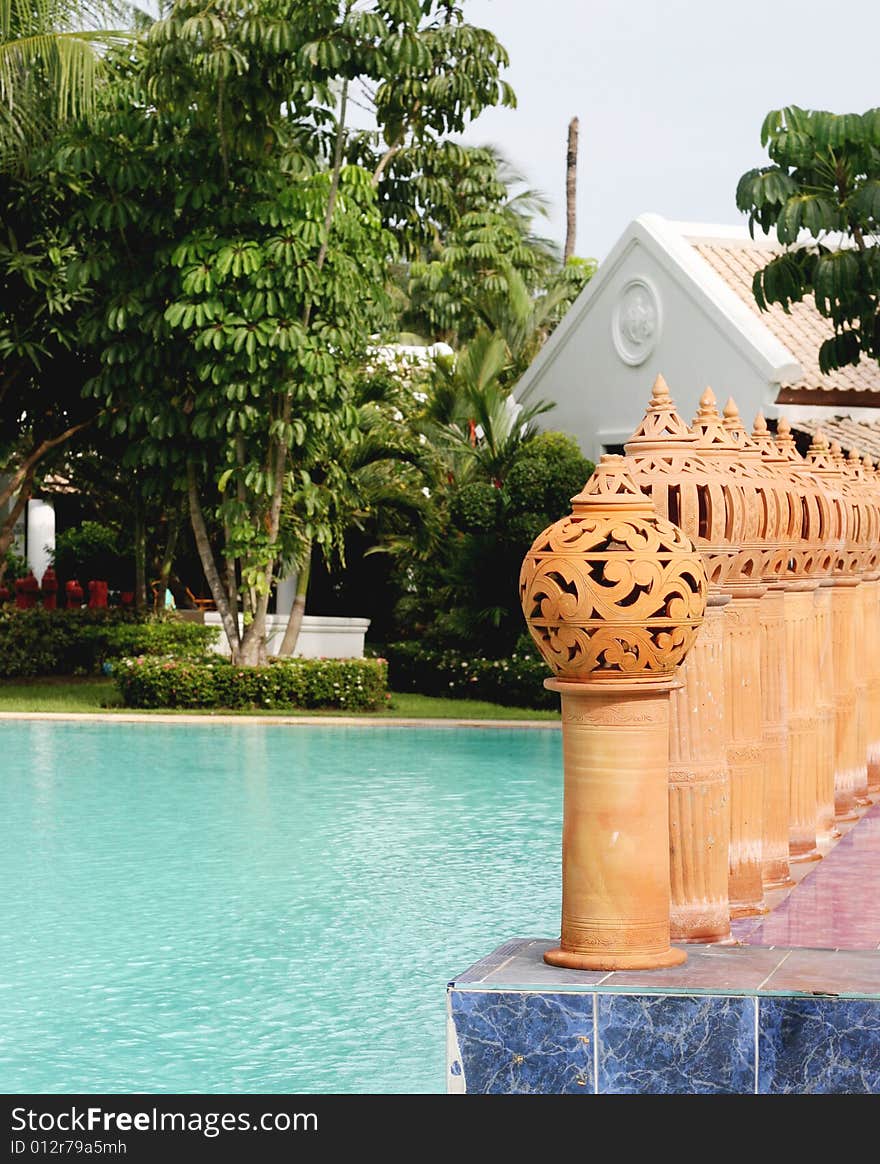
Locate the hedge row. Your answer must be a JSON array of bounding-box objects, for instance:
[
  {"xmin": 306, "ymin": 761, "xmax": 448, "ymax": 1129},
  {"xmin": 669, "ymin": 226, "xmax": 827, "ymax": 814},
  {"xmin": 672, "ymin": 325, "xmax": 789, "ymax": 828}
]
[
  {"xmin": 114, "ymin": 655, "xmax": 389, "ymax": 711},
  {"xmin": 384, "ymin": 640, "xmax": 556, "ymax": 709},
  {"xmin": 0, "ymin": 608, "xmax": 218, "ymax": 677}
]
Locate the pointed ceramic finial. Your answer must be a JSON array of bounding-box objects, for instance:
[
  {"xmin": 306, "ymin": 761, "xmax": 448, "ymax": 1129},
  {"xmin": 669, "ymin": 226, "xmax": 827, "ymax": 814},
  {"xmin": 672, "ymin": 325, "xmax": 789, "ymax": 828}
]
[
  {"xmin": 774, "ymin": 415, "xmax": 800, "ymax": 460},
  {"xmin": 863, "ymin": 454, "xmax": 874, "ymax": 472},
  {"xmin": 571, "ymin": 454, "xmax": 652, "ymax": 513},
  {"xmin": 695, "ymin": 387, "xmax": 719, "ymax": 422},
  {"xmin": 651, "ymin": 373, "xmax": 671, "ymax": 405},
  {"xmin": 624, "ymin": 374, "xmax": 695, "ymax": 451},
  {"xmin": 722, "ymin": 397, "xmax": 741, "ymax": 427},
  {"xmin": 750, "ymin": 411, "xmax": 781, "ymax": 459},
  {"xmin": 690, "ymin": 387, "xmax": 738, "ymax": 451}
]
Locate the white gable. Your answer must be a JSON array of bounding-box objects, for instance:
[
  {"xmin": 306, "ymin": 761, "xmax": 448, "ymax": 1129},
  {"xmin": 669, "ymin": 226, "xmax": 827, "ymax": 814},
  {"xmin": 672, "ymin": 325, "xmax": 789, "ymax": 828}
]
[{"xmin": 516, "ymin": 213, "xmax": 806, "ymax": 462}]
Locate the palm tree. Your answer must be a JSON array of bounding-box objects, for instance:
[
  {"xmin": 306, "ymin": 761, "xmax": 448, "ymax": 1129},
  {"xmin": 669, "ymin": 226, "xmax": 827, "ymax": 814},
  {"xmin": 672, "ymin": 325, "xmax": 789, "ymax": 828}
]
[{"xmin": 0, "ymin": 0, "xmax": 138, "ymax": 170}]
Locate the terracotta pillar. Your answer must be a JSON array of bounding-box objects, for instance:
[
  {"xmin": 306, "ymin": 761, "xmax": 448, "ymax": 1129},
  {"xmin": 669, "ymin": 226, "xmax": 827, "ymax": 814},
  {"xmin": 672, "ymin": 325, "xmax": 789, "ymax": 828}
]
[
  {"xmin": 667, "ymin": 596, "xmax": 732, "ymax": 941},
  {"xmin": 520, "ymin": 454, "xmax": 708, "ymax": 971},
  {"xmin": 759, "ymin": 585, "xmax": 794, "ymax": 886},
  {"xmin": 745, "ymin": 412, "xmax": 796, "ymax": 890},
  {"xmin": 813, "ymin": 581, "xmax": 839, "ymax": 843},
  {"xmin": 690, "ymin": 392, "xmax": 769, "ymax": 917},
  {"xmin": 546, "ymin": 677, "xmax": 687, "ymax": 970},
  {"xmin": 622, "ymin": 376, "xmax": 733, "ymax": 943},
  {"xmin": 866, "ymin": 461, "xmax": 880, "ymax": 799},
  {"xmin": 785, "ymin": 583, "xmax": 824, "ymax": 860},
  {"xmin": 844, "ymin": 449, "xmax": 872, "ymax": 808}
]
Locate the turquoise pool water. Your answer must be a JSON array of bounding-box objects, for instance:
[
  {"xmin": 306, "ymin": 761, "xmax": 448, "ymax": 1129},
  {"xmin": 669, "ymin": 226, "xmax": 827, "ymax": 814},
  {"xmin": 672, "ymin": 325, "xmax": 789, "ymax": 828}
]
[{"xmin": 0, "ymin": 721, "xmax": 562, "ymax": 1094}]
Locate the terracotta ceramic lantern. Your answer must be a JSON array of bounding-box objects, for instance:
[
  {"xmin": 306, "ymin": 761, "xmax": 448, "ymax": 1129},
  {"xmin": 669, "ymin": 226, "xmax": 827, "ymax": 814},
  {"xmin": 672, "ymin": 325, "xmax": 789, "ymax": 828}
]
[
  {"xmin": 773, "ymin": 418, "xmax": 837, "ymax": 850},
  {"xmin": 863, "ymin": 457, "xmax": 880, "ymax": 799},
  {"xmin": 803, "ymin": 432, "xmax": 863, "ymax": 824},
  {"xmin": 623, "ymin": 375, "xmax": 733, "ymax": 943},
  {"xmin": 722, "ymin": 401, "xmax": 793, "ymax": 893},
  {"xmin": 520, "ymin": 454, "xmax": 708, "ymax": 970},
  {"xmin": 689, "ymin": 390, "xmax": 767, "ymax": 917}
]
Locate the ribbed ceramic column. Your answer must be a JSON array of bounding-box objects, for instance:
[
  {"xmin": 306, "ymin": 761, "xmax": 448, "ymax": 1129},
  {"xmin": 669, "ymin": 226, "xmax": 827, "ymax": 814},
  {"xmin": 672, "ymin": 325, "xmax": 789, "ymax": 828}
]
[
  {"xmin": 622, "ymin": 376, "xmax": 733, "ymax": 943},
  {"xmin": 728, "ymin": 406, "xmax": 792, "ymax": 891},
  {"xmin": 690, "ymin": 390, "xmax": 766, "ymax": 917},
  {"xmin": 813, "ymin": 580, "xmax": 838, "ymax": 842},
  {"xmin": 751, "ymin": 414, "xmax": 803, "ymax": 880},
  {"xmin": 666, "ymin": 597, "xmax": 731, "ymax": 941},
  {"xmin": 844, "ymin": 449, "xmax": 873, "ymax": 808},
  {"xmin": 520, "ymin": 455, "xmax": 708, "ymax": 970},
  {"xmin": 865, "ymin": 459, "xmax": 880, "ymax": 800},
  {"xmin": 805, "ymin": 435, "xmax": 861, "ymax": 823},
  {"xmin": 775, "ymin": 419, "xmax": 832, "ymax": 857}
]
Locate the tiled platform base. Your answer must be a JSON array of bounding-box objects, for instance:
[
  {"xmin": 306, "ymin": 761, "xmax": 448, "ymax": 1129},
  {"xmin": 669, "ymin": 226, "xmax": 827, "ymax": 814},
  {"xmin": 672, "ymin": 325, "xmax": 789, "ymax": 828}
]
[
  {"xmin": 447, "ymin": 800, "xmax": 880, "ymax": 1094},
  {"xmin": 447, "ymin": 938, "xmax": 880, "ymax": 1093}
]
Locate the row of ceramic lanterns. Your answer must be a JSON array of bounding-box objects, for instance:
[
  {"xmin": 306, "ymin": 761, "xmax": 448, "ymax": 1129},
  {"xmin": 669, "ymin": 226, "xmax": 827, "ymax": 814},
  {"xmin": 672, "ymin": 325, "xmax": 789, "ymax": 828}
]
[{"xmin": 520, "ymin": 374, "xmax": 880, "ymax": 968}]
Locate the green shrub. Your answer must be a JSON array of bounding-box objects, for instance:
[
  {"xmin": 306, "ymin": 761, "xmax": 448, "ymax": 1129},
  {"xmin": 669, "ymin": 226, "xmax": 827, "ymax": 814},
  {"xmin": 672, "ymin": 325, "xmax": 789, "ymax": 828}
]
[
  {"xmin": 0, "ymin": 608, "xmax": 218, "ymax": 678},
  {"xmin": 385, "ymin": 639, "xmax": 556, "ymax": 709},
  {"xmin": 114, "ymin": 655, "xmax": 389, "ymax": 711}
]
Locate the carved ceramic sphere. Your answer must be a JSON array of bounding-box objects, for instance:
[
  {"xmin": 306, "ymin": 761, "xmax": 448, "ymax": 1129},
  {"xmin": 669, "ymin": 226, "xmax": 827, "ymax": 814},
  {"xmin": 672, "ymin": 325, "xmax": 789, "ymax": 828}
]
[{"xmin": 519, "ymin": 455, "xmax": 708, "ymax": 681}]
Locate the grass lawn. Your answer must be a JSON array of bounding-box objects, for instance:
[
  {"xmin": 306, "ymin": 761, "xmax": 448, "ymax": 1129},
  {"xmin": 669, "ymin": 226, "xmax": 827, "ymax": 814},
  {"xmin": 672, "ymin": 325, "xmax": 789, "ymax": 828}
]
[{"xmin": 0, "ymin": 676, "xmax": 560, "ymax": 721}]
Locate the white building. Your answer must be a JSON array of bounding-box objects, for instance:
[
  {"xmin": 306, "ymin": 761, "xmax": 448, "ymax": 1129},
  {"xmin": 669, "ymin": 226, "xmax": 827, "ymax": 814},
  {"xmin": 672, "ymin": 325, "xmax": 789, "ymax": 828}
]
[{"xmin": 515, "ymin": 213, "xmax": 880, "ymax": 461}]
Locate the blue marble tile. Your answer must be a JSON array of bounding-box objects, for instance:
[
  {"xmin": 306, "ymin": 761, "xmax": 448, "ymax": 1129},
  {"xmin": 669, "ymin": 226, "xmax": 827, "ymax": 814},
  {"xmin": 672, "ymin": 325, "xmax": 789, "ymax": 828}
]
[
  {"xmin": 759, "ymin": 997, "xmax": 880, "ymax": 1093},
  {"xmin": 449, "ymin": 989, "xmax": 594, "ymax": 1094},
  {"xmin": 596, "ymin": 994, "xmax": 755, "ymax": 1094}
]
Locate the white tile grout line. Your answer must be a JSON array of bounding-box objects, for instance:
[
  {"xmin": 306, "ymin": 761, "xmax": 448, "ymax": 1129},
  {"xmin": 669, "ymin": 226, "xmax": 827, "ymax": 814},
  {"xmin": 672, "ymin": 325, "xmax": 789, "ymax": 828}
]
[
  {"xmin": 593, "ymin": 993, "xmax": 599, "ymax": 1094},
  {"xmin": 756, "ymin": 949, "xmax": 792, "ymax": 991},
  {"xmin": 754, "ymin": 997, "xmax": 760, "ymax": 1095}
]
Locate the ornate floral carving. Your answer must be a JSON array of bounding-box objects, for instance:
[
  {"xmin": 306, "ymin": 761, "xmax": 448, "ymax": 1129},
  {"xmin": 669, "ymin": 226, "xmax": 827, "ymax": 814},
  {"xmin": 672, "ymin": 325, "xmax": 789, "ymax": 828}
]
[{"xmin": 520, "ymin": 455, "xmax": 708, "ymax": 679}]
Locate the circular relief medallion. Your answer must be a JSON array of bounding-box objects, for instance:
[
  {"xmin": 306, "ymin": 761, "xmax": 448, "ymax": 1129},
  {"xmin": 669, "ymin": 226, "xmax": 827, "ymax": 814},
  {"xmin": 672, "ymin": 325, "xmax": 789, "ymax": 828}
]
[{"xmin": 612, "ymin": 278, "xmax": 661, "ymax": 366}]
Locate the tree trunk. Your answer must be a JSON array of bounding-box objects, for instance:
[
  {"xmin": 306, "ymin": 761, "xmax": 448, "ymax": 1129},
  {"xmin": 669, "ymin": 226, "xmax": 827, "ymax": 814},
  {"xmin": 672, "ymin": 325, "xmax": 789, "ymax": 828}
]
[
  {"xmin": 0, "ymin": 470, "xmax": 34, "ymax": 584},
  {"xmin": 277, "ymin": 544, "xmax": 311, "ymax": 658},
  {"xmin": 133, "ymin": 495, "xmax": 147, "ymax": 610},
  {"xmin": 157, "ymin": 508, "xmax": 183, "ymax": 607},
  {"xmin": 564, "ymin": 116, "xmax": 579, "ymax": 262},
  {"xmin": 187, "ymin": 461, "xmax": 241, "ymax": 657}
]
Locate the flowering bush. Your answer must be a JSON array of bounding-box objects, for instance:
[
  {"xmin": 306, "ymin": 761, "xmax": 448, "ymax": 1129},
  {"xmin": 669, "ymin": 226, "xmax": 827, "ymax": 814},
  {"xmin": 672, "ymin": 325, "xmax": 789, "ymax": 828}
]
[
  {"xmin": 384, "ymin": 640, "xmax": 555, "ymax": 709},
  {"xmin": 114, "ymin": 655, "xmax": 389, "ymax": 711}
]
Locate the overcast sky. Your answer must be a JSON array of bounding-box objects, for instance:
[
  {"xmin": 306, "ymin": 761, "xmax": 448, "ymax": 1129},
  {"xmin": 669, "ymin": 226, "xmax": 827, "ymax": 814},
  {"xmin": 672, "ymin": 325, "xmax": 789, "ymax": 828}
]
[{"xmin": 456, "ymin": 0, "xmax": 880, "ymax": 262}]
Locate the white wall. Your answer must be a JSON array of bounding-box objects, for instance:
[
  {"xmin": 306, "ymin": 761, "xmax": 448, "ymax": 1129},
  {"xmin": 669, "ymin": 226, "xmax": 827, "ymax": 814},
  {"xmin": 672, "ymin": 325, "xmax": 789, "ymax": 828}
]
[
  {"xmin": 522, "ymin": 237, "xmax": 778, "ymax": 463},
  {"xmin": 204, "ymin": 613, "xmax": 371, "ymax": 659}
]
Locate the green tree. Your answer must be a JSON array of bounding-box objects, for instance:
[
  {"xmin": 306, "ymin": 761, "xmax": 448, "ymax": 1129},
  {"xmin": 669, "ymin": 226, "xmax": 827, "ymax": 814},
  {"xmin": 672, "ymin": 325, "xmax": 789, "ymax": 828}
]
[
  {"xmin": 56, "ymin": 0, "xmax": 513, "ymax": 665},
  {"xmin": 394, "ymin": 429, "xmax": 593, "ymax": 654},
  {"xmin": 736, "ymin": 105, "xmax": 880, "ymax": 373},
  {"xmin": 0, "ymin": 164, "xmax": 98, "ymax": 582},
  {"xmin": 0, "ymin": 0, "xmax": 137, "ymax": 171},
  {"xmin": 277, "ymin": 361, "xmax": 439, "ymax": 654}
]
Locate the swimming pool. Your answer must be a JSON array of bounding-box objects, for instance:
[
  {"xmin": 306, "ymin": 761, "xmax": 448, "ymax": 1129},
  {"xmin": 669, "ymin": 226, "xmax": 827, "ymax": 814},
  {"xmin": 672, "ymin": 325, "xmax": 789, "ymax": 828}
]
[{"xmin": 0, "ymin": 721, "xmax": 563, "ymax": 1094}]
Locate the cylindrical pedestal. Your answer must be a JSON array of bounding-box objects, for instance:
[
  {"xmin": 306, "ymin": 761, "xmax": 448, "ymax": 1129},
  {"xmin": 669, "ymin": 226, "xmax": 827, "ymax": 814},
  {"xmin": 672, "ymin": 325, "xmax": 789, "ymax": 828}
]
[
  {"xmin": 830, "ymin": 582, "xmax": 862, "ymax": 822},
  {"xmin": 864, "ymin": 578, "xmax": 880, "ymax": 799},
  {"xmin": 759, "ymin": 588, "xmax": 793, "ymax": 888},
  {"xmin": 785, "ymin": 586, "xmax": 823, "ymax": 860},
  {"xmin": 668, "ymin": 597, "xmax": 731, "ymax": 942},
  {"xmin": 723, "ymin": 594, "xmax": 767, "ymax": 916},
  {"xmin": 543, "ymin": 677, "xmax": 686, "ymax": 971},
  {"xmin": 852, "ymin": 583, "xmax": 871, "ymax": 806},
  {"xmin": 813, "ymin": 584, "xmax": 839, "ymax": 842}
]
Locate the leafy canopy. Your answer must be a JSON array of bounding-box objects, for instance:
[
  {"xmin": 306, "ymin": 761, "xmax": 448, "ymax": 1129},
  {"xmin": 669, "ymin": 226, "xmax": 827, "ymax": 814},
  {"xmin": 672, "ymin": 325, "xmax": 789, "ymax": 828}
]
[{"xmin": 736, "ymin": 105, "xmax": 880, "ymax": 374}]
